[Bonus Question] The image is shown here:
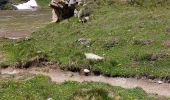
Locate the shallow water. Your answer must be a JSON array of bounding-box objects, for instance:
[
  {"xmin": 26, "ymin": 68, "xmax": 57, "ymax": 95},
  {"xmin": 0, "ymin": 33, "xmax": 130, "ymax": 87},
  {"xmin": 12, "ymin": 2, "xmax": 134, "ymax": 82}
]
[{"xmin": 0, "ymin": 9, "xmax": 51, "ymax": 38}]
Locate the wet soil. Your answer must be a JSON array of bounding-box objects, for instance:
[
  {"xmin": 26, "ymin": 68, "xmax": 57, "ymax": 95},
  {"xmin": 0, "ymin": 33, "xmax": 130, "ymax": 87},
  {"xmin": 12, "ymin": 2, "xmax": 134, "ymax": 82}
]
[{"xmin": 1, "ymin": 66, "xmax": 170, "ymax": 98}]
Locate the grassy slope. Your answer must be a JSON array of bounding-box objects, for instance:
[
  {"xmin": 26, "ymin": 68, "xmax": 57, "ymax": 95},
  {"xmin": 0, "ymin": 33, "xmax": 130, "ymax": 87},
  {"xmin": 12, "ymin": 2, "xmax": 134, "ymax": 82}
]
[
  {"xmin": 1, "ymin": 1, "xmax": 170, "ymax": 77},
  {"xmin": 0, "ymin": 75, "xmax": 156, "ymax": 100},
  {"xmin": 36, "ymin": 0, "xmax": 50, "ymax": 8}
]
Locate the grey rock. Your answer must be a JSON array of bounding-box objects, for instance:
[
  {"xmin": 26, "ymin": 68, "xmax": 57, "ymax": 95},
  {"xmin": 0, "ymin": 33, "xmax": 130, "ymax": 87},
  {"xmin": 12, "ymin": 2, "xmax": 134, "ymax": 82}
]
[{"xmin": 77, "ymin": 38, "xmax": 91, "ymax": 45}]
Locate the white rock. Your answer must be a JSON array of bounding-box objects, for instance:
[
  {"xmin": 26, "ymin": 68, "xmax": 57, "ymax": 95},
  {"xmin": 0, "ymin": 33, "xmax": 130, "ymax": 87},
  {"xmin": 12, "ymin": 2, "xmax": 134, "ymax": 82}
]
[
  {"xmin": 85, "ymin": 53, "xmax": 104, "ymax": 60},
  {"xmin": 158, "ymin": 81, "xmax": 163, "ymax": 84},
  {"xmin": 83, "ymin": 69, "xmax": 90, "ymax": 73},
  {"xmin": 84, "ymin": 16, "xmax": 90, "ymax": 21}
]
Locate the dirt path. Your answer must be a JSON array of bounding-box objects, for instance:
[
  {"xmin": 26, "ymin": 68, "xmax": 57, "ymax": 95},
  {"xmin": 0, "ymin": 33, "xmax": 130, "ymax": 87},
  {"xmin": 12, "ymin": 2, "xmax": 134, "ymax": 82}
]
[{"xmin": 1, "ymin": 67, "xmax": 170, "ymax": 98}]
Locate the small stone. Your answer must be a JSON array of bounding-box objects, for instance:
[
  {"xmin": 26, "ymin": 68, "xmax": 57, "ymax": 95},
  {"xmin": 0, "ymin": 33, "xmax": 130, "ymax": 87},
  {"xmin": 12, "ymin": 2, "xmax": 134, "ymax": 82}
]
[
  {"xmin": 47, "ymin": 98, "xmax": 52, "ymax": 100},
  {"xmin": 83, "ymin": 69, "xmax": 90, "ymax": 73},
  {"xmin": 85, "ymin": 53, "xmax": 104, "ymax": 60},
  {"xmin": 157, "ymin": 81, "xmax": 163, "ymax": 84},
  {"xmin": 77, "ymin": 38, "xmax": 91, "ymax": 45},
  {"xmin": 84, "ymin": 16, "xmax": 90, "ymax": 21},
  {"xmin": 36, "ymin": 50, "xmax": 42, "ymax": 54}
]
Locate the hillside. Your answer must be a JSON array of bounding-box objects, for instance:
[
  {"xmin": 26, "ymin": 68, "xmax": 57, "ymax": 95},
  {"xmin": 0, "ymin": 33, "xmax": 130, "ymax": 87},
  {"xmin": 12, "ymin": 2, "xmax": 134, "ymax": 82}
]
[
  {"xmin": 1, "ymin": 0, "xmax": 170, "ymax": 99},
  {"xmin": 1, "ymin": 0, "xmax": 170, "ymax": 78}
]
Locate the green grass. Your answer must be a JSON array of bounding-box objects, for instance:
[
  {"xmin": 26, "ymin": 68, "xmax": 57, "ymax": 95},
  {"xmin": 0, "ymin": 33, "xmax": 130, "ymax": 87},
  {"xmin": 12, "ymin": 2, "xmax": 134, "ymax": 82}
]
[
  {"xmin": 36, "ymin": 0, "xmax": 50, "ymax": 8},
  {"xmin": 1, "ymin": 1, "xmax": 170, "ymax": 77},
  {"xmin": 0, "ymin": 75, "xmax": 156, "ymax": 100}
]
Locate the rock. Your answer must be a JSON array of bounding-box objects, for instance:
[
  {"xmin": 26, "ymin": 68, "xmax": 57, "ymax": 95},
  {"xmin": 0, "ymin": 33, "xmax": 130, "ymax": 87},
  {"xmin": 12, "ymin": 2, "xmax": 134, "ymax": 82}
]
[
  {"xmin": 77, "ymin": 38, "xmax": 91, "ymax": 45},
  {"xmin": 85, "ymin": 53, "xmax": 104, "ymax": 60},
  {"xmin": 83, "ymin": 69, "xmax": 90, "ymax": 76},
  {"xmin": 158, "ymin": 81, "xmax": 163, "ymax": 84},
  {"xmin": 36, "ymin": 50, "xmax": 42, "ymax": 54},
  {"xmin": 151, "ymin": 51, "xmax": 168, "ymax": 61},
  {"xmin": 76, "ymin": 3, "xmax": 91, "ymax": 23},
  {"xmin": 47, "ymin": 98, "xmax": 52, "ymax": 100},
  {"xmin": 83, "ymin": 69, "xmax": 90, "ymax": 73}
]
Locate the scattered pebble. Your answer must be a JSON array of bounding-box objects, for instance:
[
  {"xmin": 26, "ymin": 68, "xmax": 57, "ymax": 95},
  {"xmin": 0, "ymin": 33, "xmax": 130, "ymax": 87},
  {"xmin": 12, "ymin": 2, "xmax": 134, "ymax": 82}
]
[
  {"xmin": 36, "ymin": 50, "xmax": 42, "ymax": 54},
  {"xmin": 83, "ymin": 69, "xmax": 90, "ymax": 73}
]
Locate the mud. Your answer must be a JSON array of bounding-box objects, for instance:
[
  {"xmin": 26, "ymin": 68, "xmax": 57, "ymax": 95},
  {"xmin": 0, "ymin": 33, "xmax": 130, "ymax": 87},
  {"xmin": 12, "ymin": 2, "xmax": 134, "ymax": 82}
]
[{"xmin": 1, "ymin": 67, "xmax": 170, "ymax": 98}]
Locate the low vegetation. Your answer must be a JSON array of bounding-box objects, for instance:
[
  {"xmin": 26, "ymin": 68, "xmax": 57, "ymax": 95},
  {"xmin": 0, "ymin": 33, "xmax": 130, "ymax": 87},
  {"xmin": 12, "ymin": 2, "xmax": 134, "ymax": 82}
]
[{"xmin": 0, "ymin": 75, "xmax": 157, "ymax": 100}]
